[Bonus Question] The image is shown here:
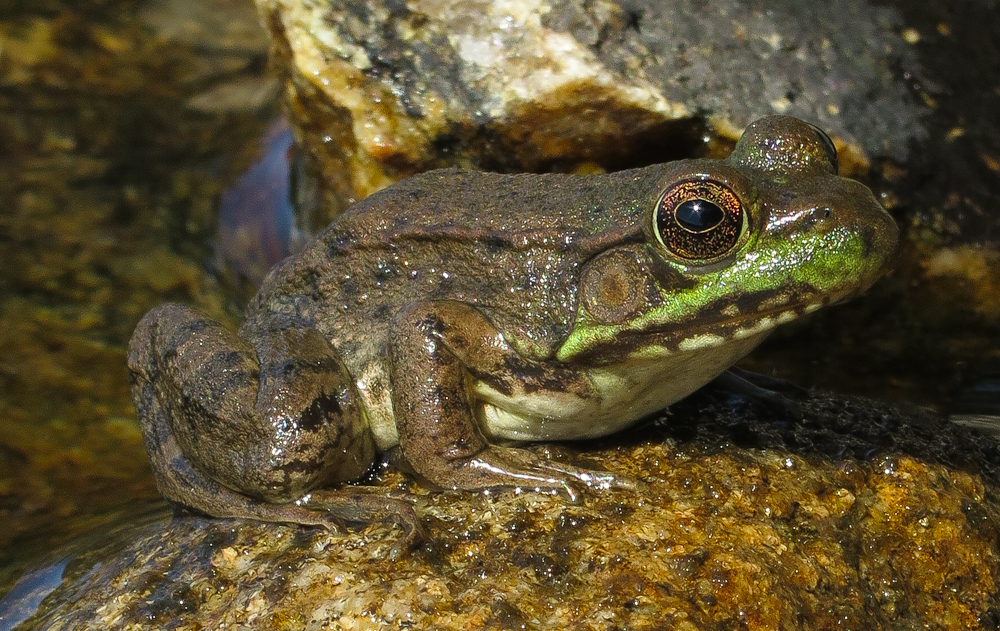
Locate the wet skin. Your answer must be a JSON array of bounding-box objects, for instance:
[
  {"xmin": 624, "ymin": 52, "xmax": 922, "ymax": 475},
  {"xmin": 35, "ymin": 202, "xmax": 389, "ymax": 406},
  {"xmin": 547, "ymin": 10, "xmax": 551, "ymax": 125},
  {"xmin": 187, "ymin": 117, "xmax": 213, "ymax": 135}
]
[{"xmin": 128, "ymin": 116, "xmax": 898, "ymax": 555}]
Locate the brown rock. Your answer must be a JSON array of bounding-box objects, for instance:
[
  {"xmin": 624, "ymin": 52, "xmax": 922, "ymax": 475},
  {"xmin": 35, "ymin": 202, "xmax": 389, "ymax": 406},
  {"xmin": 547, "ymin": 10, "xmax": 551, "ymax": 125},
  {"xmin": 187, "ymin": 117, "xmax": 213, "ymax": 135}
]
[{"xmin": 9, "ymin": 390, "xmax": 1000, "ymax": 630}]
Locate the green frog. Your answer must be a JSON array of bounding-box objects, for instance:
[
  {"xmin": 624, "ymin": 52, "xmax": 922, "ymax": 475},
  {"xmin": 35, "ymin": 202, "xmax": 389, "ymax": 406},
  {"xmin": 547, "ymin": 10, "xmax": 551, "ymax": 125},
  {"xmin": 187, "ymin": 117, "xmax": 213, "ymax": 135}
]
[{"xmin": 128, "ymin": 116, "xmax": 897, "ymax": 553}]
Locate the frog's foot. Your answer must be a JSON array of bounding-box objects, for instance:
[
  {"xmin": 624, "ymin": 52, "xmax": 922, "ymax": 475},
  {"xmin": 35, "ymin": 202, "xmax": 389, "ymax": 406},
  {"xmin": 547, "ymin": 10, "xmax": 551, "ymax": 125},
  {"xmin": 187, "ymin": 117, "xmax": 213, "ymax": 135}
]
[
  {"xmin": 194, "ymin": 491, "xmax": 422, "ymax": 561},
  {"xmin": 712, "ymin": 367, "xmax": 806, "ymax": 416},
  {"xmin": 304, "ymin": 488, "xmax": 425, "ymax": 560},
  {"xmin": 187, "ymin": 485, "xmax": 423, "ymax": 561},
  {"xmin": 725, "ymin": 366, "xmax": 809, "ymax": 398},
  {"xmin": 424, "ymin": 444, "xmax": 635, "ymax": 502}
]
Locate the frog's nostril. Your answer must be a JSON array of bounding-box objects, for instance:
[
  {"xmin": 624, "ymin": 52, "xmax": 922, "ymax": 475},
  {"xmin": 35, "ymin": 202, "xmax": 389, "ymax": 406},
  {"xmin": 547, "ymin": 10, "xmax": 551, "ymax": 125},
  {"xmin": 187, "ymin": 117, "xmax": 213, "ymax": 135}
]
[
  {"xmin": 794, "ymin": 206, "xmax": 832, "ymax": 232},
  {"xmin": 810, "ymin": 207, "xmax": 832, "ymax": 227}
]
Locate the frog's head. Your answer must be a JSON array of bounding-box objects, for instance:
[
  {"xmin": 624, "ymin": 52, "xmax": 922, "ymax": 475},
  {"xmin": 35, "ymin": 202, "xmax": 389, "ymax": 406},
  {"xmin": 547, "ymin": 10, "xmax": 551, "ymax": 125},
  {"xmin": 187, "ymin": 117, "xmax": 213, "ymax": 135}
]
[{"xmin": 558, "ymin": 115, "xmax": 899, "ymax": 362}]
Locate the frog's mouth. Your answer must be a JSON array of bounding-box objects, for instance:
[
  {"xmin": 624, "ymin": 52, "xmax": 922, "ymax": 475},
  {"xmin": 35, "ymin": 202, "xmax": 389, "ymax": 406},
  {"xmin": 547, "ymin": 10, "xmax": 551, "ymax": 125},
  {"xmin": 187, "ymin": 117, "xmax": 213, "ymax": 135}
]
[
  {"xmin": 610, "ymin": 288, "xmax": 858, "ymax": 362},
  {"xmin": 695, "ymin": 286, "xmax": 858, "ymax": 344}
]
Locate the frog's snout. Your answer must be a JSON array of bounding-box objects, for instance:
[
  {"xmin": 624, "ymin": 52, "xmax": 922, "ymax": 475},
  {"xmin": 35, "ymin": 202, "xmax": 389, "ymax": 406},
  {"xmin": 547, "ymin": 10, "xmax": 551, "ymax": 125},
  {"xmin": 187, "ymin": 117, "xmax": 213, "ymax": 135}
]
[
  {"xmin": 838, "ymin": 187, "xmax": 899, "ymax": 270},
  {"xmin": 764, "ymin": 176, "xmax": 899, "ymax": 301},
  {"xmin": 868, "ymin": 204, "xmax": 899, "ymax": 262},
  {"xmin": 832, "ymin": 193, "xmax": 900, "ymax": 292},
  {"xmin": 802, "ymin": 177, "xmax": 899, "ymax": 270}
]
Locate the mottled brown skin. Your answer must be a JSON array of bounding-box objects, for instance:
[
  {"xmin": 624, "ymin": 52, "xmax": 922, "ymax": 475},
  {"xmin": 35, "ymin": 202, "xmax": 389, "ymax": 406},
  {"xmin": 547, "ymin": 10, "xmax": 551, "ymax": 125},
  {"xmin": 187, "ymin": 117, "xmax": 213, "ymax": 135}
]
[{"xmin": 128, "ymin": 116, "xmax": 898, "ymax": 553}]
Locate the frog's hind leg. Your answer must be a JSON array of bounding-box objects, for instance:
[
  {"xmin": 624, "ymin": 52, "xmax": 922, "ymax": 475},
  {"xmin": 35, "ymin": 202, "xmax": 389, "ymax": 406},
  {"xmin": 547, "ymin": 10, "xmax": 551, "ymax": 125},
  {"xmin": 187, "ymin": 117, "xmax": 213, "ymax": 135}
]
[
  {"xmin": 137, "ymin": 379, "xmax": 420, "ymax": 556},
  {"xmin": 128, "ymin": 304, "xmax": 420, "ymax": 552},
  {"xmin": 132, "ymin": 367, "xmax": 336, "ymax": 528}
]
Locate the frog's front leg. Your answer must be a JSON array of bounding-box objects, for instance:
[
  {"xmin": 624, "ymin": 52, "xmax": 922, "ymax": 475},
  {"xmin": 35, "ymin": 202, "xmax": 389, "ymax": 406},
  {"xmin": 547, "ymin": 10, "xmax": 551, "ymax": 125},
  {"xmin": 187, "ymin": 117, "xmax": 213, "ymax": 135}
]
[
  {"xmin": 128, "ymin": 304, "xmax": 421, "ymax": 552},
  {"xmin": 390, "ymin": 301, "xmax": 632, "ymax": 499}
]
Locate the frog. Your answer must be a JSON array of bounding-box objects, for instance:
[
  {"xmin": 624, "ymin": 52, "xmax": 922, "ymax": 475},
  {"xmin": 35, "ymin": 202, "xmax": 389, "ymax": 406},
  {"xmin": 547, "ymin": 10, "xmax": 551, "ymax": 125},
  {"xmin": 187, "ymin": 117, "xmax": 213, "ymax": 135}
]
[{"xmin": 128, "ymin": 115, "xmax": 897, "ymax": 555}]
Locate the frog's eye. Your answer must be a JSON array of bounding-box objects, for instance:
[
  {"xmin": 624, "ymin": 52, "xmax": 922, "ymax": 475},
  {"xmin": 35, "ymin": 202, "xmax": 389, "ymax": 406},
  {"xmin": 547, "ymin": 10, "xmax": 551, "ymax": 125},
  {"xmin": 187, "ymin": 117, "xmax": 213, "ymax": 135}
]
[{"xmin": 653, "ymin": 179, "xmax": 747, "ymax": 262}]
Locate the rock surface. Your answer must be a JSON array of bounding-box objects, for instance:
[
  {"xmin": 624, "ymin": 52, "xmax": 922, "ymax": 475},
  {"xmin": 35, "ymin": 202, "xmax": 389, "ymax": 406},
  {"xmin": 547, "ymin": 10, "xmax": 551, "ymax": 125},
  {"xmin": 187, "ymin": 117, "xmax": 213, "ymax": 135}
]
[
  {"xmin": 7, "ymin": 390, "xmax": 1000, "ymax": 630},
  {"xmin": 258, "ymin": 0, "xmax": 926, "ymax": 221}
]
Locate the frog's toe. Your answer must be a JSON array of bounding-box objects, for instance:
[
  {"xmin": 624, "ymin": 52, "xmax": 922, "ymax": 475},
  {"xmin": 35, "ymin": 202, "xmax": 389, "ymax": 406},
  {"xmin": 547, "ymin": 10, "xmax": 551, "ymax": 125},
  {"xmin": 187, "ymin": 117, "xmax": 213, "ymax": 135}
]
[
  {"xmin": 371, "ymin": 498, "xmax": 427, "ymax": 561},
  {"xmin": 386, "ymin": 514, "xmax": 427, "ymax": 561},
  {"xmin": 306, "ymin": 489, "xmax": 425, "ymax": 558},
  {"xmin": 532, "ymin": 458, "xmax": 639, "ymax": 492},
  {"xmin": 713, "ymin": 367, "xmax": 808, "ymax": 416},
  {"xmin": 579, "ymin": 469, "xmax": 641, "ymax": 492},
  {"xmin": 451, "ymin": 445, "xmax": 633, "ymax": 502}
]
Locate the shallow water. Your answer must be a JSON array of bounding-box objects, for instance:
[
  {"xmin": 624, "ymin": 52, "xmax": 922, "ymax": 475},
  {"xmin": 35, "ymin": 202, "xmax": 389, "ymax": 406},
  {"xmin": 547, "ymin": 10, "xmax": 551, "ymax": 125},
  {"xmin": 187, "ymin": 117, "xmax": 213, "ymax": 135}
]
[{"xmin": 0, "ymin": 0, "xmax": 286, "ymax": 587}]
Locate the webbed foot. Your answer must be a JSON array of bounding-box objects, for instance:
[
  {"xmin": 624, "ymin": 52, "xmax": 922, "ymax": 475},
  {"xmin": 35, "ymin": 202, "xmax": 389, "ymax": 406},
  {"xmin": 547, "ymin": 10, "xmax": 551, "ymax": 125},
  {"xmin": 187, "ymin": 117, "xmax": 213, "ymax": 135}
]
[{"xmin": 420, "ymin": 444, "xmax": 636, "ymax": 502}]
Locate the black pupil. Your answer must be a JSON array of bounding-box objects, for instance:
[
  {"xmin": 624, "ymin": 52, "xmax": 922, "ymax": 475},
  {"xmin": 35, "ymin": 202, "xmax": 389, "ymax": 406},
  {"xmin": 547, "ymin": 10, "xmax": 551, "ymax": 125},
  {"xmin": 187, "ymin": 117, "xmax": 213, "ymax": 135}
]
[{"xmin": 674, "ymin": 199, "xmax": 724, "ymax": 233}]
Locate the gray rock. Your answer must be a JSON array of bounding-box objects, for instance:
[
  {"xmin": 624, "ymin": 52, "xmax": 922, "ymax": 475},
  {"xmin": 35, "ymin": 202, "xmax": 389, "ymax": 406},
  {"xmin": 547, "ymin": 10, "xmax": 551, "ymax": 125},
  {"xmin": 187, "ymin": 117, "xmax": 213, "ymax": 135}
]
[{"xmin": 257, "ymin": 0, "xmax": 927, "ymax": 221}]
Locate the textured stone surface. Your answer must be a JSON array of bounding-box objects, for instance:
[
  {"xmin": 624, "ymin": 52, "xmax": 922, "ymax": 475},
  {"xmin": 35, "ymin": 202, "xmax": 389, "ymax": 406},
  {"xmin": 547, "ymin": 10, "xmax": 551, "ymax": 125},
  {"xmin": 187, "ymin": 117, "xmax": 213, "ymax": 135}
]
[
  {"xmin": 7, "ymin": 390, "xmax": 1000, "ymax": 630},
  {"xmin": 258, "ymin": 0, "xmax": 926, "ymax": 221}
]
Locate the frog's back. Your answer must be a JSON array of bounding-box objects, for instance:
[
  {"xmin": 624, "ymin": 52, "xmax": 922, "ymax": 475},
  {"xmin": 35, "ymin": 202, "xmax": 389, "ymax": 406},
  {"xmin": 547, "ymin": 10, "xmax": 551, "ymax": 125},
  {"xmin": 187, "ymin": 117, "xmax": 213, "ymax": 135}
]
[
  {"xmin": 329, "ymin": 167, "xmax": 657, "ymax": 246},
  {"xmin": 244, "ymin": 167, "xmax": 664, "ymax": 363}
]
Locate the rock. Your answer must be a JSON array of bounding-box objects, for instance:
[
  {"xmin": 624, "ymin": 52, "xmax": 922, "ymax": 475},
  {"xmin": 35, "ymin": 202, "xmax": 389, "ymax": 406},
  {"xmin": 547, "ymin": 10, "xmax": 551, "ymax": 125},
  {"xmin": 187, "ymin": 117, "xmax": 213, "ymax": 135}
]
[
  {"xmin": 8, "ymin": 390, "xmax": 1000, "ymax": 630},
  {"xmin": 257, "ymin": 0, "xmax": 926, "ymax": 222}
]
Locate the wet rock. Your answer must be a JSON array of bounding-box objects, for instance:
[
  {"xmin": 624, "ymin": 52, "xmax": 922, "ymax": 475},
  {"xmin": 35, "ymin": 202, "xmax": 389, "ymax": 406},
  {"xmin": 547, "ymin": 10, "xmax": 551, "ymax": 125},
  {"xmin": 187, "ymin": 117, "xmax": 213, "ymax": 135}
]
[
  {"xmin": 257, "ymin": 0, "xmax": 925, "ymax": 221},
  {"xmin": 8, "ymin": 390, "xmax": 1000, "ymax": 630},
  {"xmin": 140, "ymin": 0, "xmax": 270, "ymax": 54}
]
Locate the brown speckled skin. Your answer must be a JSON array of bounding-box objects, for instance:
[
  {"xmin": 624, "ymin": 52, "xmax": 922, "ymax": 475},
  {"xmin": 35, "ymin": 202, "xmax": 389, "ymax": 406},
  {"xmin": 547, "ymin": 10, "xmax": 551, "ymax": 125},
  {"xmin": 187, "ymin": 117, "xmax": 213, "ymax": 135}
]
[
  {"xmin": 127, "ymin": 116, "xmax": 897, "ymax": 550},
  {"xmin": 247, "ymin": 166, "xmax": 670, "ymax": 363}
]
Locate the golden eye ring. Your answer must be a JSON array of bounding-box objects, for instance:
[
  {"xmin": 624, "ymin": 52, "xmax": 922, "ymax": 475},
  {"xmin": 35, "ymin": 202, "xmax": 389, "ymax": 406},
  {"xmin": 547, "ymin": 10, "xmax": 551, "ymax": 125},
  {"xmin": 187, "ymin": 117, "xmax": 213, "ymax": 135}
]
[{"xmin": 653, "ymin": 179, "xmax": 747, "ymax": 262}]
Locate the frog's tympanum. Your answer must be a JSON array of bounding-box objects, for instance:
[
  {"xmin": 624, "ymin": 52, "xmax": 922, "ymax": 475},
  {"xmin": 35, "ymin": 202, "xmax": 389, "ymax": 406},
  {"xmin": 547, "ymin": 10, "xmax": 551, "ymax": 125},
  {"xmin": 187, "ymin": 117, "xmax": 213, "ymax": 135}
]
[{"xmin": 129, "ymin": 116, "xmax": 897, "ymax": 552}]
